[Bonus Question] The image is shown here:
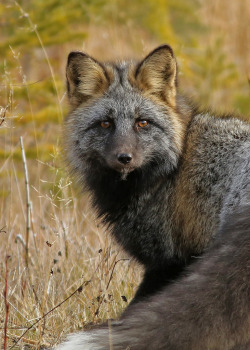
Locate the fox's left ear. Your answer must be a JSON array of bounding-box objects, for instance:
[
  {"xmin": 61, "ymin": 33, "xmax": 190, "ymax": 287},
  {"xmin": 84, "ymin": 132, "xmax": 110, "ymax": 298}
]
[
  {"xmin": 135, "ymin": 45, "xmax": 177, "ymax": 106},
  {"xmin": 66, "ymin": 52, "xmax": 110, "ymax": 109}
]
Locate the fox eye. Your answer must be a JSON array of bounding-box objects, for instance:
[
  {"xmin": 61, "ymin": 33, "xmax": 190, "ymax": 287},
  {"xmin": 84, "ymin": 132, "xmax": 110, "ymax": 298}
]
[
  {"xmin": 101, "ymin": 121, "xmax": 111, "ymax": 129},
  {"xmin": 136, "ymin": 120, "xmax": 149, "ymax": 128}
]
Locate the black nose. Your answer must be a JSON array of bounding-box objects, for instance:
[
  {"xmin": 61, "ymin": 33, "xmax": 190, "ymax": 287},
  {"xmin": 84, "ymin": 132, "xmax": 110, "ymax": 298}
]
[{"xmin": 117, "ymin": 153, "xmax": 132, "ymax": 165}]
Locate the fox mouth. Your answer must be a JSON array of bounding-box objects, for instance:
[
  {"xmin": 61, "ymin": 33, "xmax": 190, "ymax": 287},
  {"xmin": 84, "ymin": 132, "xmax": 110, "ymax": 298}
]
[
  {"xmin": 105, "ymin": 159, "xmax": 137, "ymax": 180},
  {"xmin": 119, "ymin": 167, "xmax": 135, "ymax": 180}
]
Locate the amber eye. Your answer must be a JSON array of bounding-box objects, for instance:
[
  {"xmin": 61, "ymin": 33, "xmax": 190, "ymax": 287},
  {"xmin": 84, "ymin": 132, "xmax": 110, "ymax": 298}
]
[
  {"xmin": 137, "ymin": 120, "xmax": 149, "ymax": 128},
  {"xmin": 101, "ymin": 121, "xmax": 111, "ymax": 129}
]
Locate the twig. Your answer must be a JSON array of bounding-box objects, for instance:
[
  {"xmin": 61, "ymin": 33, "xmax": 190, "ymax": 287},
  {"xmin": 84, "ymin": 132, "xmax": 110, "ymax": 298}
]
[
  {"xmin": 61, "ymin": 221, "xmax": 68, "ymax": 259},
  {"xmin": 15, "ymin": 234, "xmax": 26, "ymax": 249},
  {"xmin": 20, "ymin": 136, "xmax": 31, "ymax": 267},
  {"xmin": 94, "ymin": 258, "xmax": 129, "ymax": 316},
  {"xmin": 0, "ymin": 78, "xmax": 45, "ymax": 87},
  {"xmin": 9, "ymin": 282, "xmax": 90, "ymax": 350},
  {"xmin": 4, "ymin": 255, "xmax": 11, "ymax": 350},
  {"xmin": 0, "ymin": 226, "xmax": 7, "ymax": 233},
  {"xmin": 106, "ymin": 259, "xmax": 129, "ymax": 291},
  {"xmin": 108, "ymin": 319, "xmax": 114, "ymax": 350},
  {"xmin": 9, "ymin": 335, "xmax": 50, "ymax": 348},
  {"xmin": 0, "ymin": 104, "xmax": 8, "ymax": 126}
]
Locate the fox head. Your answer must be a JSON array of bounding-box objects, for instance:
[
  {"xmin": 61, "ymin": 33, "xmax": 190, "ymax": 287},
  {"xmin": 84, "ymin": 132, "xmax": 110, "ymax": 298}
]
[{"xmin": 65, "ymin": 45, "xmax": 189, "ymax": 183}]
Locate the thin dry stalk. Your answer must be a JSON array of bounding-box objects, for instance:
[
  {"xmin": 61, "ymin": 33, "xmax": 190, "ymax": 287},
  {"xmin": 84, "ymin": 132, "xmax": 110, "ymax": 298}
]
[
  {"xmin": 20, "ymin": 136, "xmax": 31, "ymax": 267},
  {"xmin": 0, "ymin": 104, "xmax": 8, "ymax": 126},
  {"xmin": 4, "ymin": 255, "xmax": 10, "ymax": 350},
  {"xmin": 108, "ymin": 319, "xmax": 113, "ymax": 350},
  {"xmin": 94, "ymin": 258, "xmax": 129, "ymax": 317}
]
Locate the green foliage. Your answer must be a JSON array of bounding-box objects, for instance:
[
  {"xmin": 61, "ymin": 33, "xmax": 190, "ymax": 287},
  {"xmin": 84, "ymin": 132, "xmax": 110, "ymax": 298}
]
[
  {"xmin": 0, "ymin": 142, "xmax": 59, "ymax": 161},
  {"xmin": 188, "ymin": 39, "xmax": 239, "ymax": 108},
  {"xmin": 234, "ymin": 93, "xmax": 250, "ymax": 117},
  {"xmin": 88, "ymin": 0, "xmax": 202, "ymax": 46},
  {"xmin": 168, "ymin": 0, "xmax": 203, "ymax": 45},
  {"xmin": 119, "ymin": 0, "xmax": 177, "ymax": 42},
  {"xmin": 194, "ymin": 40, "xmax": 238, "ymax": 88},
  {"xmin": 0, "ymin": 0, "xmax": 89, "ymax": 54},
  {"xmin": 0, "ymin": 0, "xmax": 249, "ymax": 166}
]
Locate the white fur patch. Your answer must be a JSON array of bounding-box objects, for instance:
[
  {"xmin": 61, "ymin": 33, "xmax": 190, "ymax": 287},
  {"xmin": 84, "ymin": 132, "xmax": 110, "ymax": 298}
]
[{"xmin": 55, "ymin": 330, "xmax": 107, "ymax": 350}]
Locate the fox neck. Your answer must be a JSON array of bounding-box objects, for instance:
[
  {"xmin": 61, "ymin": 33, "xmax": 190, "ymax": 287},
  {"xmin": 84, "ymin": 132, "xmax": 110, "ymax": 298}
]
[
  {"xmin": 86, "ymin": 162, "xmax": 176, "ymax": 221},
  {"xmin": 84, "ymin": 158, "xmax": 179, "ymax": 267}
]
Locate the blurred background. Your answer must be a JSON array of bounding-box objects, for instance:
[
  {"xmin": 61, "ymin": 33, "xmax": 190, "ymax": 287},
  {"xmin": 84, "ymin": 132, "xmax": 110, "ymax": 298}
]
[{"xmin": 0, "ymin": 0, "xmax": 249, "ymax": 348}]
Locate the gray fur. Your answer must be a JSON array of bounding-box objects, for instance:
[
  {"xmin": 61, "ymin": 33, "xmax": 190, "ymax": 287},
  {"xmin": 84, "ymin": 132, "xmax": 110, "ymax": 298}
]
[
  {"xmin": 64, "ymin": 46, "xmax": 250, "ymax": 302},
  {"xmin": 55, "ymin": 45, "xmax": 250, "ymax": 350}
]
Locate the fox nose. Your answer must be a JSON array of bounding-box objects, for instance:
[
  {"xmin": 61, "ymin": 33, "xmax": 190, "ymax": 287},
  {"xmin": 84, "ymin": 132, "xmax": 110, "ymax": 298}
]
[{"xmin": 117, "ymin": 153, "xmax": 132, "ymax": 165}]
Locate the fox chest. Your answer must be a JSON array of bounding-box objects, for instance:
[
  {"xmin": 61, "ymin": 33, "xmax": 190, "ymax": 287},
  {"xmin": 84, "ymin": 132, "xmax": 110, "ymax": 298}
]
[{"xmin": 110, "ymin": 190, "xmax": 175, "ymax": 266}]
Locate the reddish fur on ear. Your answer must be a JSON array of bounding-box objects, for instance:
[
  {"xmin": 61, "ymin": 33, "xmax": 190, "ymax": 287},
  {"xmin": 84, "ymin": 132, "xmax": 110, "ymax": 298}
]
[
  {"xmin": 66, "ymin": 52, "xmax": 110, "ymax": 109},
  {"xmin": 134, "ymin": 45, "xmax": 177, "ymax": 106}
]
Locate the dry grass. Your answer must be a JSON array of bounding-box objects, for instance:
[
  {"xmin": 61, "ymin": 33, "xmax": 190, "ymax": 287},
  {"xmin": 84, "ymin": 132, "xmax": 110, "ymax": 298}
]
[
  {"xmin": 0, "ymin": 1, "xmax": 249, "ymax": 348},
  {"xmin": 0, "ymin": 25, "xmax": 142, "ymax": 349},
  {"xmin": 0, "ymin": 149, "xmax": 141, "ymax": 348}
]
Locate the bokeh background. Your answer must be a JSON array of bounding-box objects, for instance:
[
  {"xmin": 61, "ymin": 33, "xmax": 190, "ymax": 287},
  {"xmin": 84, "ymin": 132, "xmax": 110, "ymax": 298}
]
[{"xmin": 0, "ymin": 0, "xmax": 249, "ymax": 348}]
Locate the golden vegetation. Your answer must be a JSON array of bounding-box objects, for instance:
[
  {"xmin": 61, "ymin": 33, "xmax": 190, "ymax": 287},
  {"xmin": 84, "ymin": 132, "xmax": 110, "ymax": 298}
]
[{"xmin": 0, "ymin": 0, "xmax": 249, "ymax": 348}]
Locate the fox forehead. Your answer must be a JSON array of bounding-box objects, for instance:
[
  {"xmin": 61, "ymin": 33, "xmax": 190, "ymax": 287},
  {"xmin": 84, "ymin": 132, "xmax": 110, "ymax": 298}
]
[
  {"xmin": 106, "ymin": 60, "xmax": 135, "ymax": 88},
  {"xmin": 103, "ymin": 92, "xmax": 151, "ymax": 117},
  {"xmin": 89, "ymin": 63, "xmax": 164, "ymax": 118},
  {"xmin": 81, "ymin": 90, "xmax": 159, "ymax": 124},
  {"xmin": 103, "ymin": 62, "xmax": 142, "ymax": 103}
]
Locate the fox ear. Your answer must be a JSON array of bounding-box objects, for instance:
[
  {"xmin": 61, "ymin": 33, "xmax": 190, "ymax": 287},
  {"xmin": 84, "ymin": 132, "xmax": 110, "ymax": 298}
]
[
  {"xmin": 135, "ymin": 45, "xmax": 177, "ymax": 106},
  {"xmin": 66, "ymin": 52, "xmax": 110, "ymax": 108}
]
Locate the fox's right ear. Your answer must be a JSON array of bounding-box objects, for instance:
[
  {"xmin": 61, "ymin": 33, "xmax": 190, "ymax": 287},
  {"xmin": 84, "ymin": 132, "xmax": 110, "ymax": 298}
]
[
  {"xmin": 135, "ymin": 45, "xmax": 177, "ymax": 107},
  {"xmin": 66, "ymin": 52, "xmax": 110, "ymax": 109}
]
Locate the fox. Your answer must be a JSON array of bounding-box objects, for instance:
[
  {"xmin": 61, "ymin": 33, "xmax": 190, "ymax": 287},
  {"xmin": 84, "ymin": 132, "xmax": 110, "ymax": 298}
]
[
  {"xmin": 56, "ymin": 203, "xmax": 250, "ymax": 350},
  {"xmin": 64, "ymin": 44, "xmax": 250, "ymax": 303}
]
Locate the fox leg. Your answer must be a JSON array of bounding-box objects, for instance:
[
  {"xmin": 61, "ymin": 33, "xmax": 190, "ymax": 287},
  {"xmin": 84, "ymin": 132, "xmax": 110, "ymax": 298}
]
[{"xmin": 130, "ymin": 262, "xmax": 188, "ymax": 305}]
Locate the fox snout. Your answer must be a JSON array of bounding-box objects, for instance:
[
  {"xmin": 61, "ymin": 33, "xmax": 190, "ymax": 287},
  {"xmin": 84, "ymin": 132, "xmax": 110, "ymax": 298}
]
[
  {"xmin": 104, "ymin": 148, "xmax": 143, "ymax": 177},
  {"xmin": 108, "ymin": 151, "xmax": 135, "ymax": 170},
  {"xmin": 104, "ymin": 134, "xmax": 143, "ymax": 174},
  {"xmin": 117, "ymin": 153, "xmax": 133, "ymax": 165}
]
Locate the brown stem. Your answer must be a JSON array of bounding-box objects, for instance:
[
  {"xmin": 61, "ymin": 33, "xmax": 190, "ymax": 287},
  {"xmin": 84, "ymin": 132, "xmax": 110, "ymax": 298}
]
[{"xmin": 4, "ymin": 255, "xmax": 11, "ymax": 350}]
